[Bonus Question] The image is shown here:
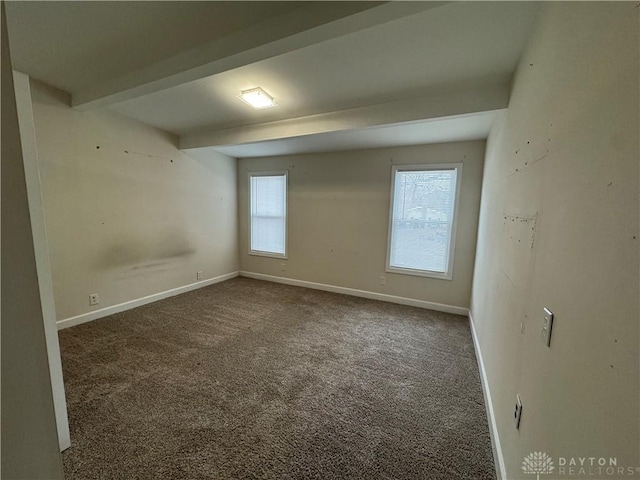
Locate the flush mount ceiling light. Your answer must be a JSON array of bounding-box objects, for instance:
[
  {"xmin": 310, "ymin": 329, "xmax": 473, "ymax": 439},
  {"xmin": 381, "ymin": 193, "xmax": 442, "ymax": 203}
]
[{"xmin": 237, "ymin": 87, "xmax": 277, "ymax": 109}]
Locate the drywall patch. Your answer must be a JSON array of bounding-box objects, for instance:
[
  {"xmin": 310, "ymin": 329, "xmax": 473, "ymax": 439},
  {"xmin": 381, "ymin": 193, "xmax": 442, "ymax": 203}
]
[
  {"xmin": 503, "ymin": 213, "xmax": 538, "ymax": 248},
  {"xmin": 501, "ymin": 213, "xmax": 539, "ymax": 287},
  {"xmin": 507, "ymin": 124, "xmax": 554, "ymax": 177}
]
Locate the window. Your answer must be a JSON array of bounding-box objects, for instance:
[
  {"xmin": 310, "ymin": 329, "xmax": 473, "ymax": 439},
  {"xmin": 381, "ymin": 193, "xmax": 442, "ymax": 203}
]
[
  {"xmin": 386, "ymin": 164, "xmax": 462, "ymax": 280},
  {"xmin": 249, "ymin": 172, "xmax": 287, "ymax": 257}
]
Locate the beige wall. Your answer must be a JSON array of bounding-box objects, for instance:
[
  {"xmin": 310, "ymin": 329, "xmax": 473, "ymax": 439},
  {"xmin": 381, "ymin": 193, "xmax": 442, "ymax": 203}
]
[
  {"xmin": 239, "ymin": 141, "xmax": 484, "ymax": 309},
  {"xmin": 471, "ymin": 3, "xmax": 639, "ymax": 478},
  {"xmin": 31, "ymin": 80, "xmax": 239, "ymax": 322},
  {"xmin": 1, "ymin": 4, "xmax": 63, "ymax": 477}
]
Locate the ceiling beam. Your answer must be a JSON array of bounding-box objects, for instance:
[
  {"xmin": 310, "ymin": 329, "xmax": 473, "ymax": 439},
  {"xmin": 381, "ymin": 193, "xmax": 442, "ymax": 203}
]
[
  {"xmin": 199, "ymin": 110, "xmax": 503, "ymax": 159},
  {"xmin": 179, "ymin": 82, "xmax": 510, "ymax": 150},
  {"xmin": 72, "ymin": 2, "xmax": 445, "ymax": 110}
]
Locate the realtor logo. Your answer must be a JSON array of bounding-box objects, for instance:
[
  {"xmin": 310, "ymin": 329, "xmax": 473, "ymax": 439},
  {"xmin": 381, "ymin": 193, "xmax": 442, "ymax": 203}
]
[{"xmin": 522, "ymin": 451, "xmax": 555, "ymax": 480}]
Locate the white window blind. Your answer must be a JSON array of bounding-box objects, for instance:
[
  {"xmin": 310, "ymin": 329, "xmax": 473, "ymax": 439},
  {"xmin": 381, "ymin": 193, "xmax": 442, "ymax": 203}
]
[
  {"xmin": 250, "ymin": 173, "xmax": 287, "ymax": 256},
  {"xmin": 388, "ymin": 166, "xmax": 460, "ymax": 278}
]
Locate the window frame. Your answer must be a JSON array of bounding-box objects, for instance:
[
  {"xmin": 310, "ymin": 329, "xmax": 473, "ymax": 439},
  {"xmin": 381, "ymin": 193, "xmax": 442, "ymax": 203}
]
[
  {"xmin": 385, "ymin": 163, "xmax": 463, "ymax": 281},
  {"xmin": 248, "ymin": 170, "xmax": 288, "ymax": 259}
]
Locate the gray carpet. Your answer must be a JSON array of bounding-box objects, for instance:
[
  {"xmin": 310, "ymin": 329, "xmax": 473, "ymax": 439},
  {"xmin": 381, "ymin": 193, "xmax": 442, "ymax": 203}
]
[{"xmin": 59, "ymin": 277, "xmax": 496, "ymax": 479}]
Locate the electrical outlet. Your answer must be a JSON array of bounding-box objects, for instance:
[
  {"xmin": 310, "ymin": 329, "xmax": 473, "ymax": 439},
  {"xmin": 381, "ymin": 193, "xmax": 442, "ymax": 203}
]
[
  {"xmin": 380, "ymin": 276, "xmax": 386, "ymax": 285},
  {"xmin": 541, "ymin": 307, "xmax": 554, "ymax": 347},
  {"xmin": 89, "ymin": 293, "xmax": 99, "ymax": 306},
  {"xmin": 197, "ymin": 271, "xmax": 203, "ymax": 280},
  {"xmin": 514, "ymin": 395, "xmax": 523, "ymax": 429},
  {"xmin": 280, "ymin": 263, "xmax": 286, "ymax": 272}
]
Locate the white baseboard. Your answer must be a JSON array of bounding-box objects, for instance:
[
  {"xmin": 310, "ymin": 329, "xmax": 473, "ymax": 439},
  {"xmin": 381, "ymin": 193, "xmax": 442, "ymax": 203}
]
[
  {"xmin": 239, "ymin": 271, "xmax": 468, "ymax": 316},
  {"xmin": 57, "ymin": 271, "xmax": 240, "ymax": 330},
  {"xmin": 468, "ymin": 310, "xmax": 506, "ymax": 480}
]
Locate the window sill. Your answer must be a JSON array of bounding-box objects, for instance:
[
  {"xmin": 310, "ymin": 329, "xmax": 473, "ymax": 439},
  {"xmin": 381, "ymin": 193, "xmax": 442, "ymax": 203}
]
[
  {"xmin": 386, "ymin": 266, "xmax": 453, "ymax": 281},
  {"xmin": 249, "ymin": 250, "xmax": 288, "ymax": 260}
]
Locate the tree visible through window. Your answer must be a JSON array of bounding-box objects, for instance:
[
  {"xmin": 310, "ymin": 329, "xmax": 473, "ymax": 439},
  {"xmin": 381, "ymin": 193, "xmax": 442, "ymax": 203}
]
[{"xmin": 387, "ymin": 165, "xmax": 461, "ymax": 279}]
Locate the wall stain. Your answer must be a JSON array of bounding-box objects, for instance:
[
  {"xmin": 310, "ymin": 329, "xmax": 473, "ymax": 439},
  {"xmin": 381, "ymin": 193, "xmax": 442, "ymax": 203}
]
[
  {"xmin": 131, "ymin": 262, "xmax": 168, "ymax": 270},
  {"xmin": 95, "ymin": 231, "xmax": 196, "ymax": 269}
]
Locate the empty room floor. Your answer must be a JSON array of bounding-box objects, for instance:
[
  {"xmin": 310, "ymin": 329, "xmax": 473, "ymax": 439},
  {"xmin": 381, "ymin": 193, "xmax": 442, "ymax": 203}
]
[{"xmin": 59, "ymin": 278, "xmax": 495, "ymax": 479}]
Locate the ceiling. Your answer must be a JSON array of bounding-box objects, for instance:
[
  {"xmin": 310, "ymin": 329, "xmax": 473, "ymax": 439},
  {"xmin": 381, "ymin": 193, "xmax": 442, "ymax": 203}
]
[
  {"xmin": 5, "ymin": 1, "xmax": 307, "ymax": 93},
  {"xmin": 108, "ymin": 2, "xmax": 536, "ymax": 135},
  {"xmin": 5, "ymin": 1, "xmax": 540, "ymax": 158}
]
